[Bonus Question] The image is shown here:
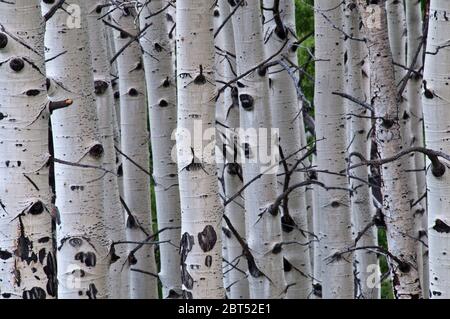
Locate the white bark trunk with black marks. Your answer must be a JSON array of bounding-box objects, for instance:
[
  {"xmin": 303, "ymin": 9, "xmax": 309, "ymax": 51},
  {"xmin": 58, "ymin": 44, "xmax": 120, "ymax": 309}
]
[
  {"xmin": 110, "ymin": 3, "xmax": 158, "ymax": 299},
  {"xmin": 138, "ymin": 0, "xmax": 182, "ymax": 299},
  {"xmin": 314, "ymin": 0, "xmax": 354, "ymax": 299},
  {"xmin": 229, "ymin": 0, "xmax": 286, "ymax": 299},
  {"xmin": 423, "ymin": 0, "xmax": 450, "ymax": 299},
  {"xmin": 42, "ymin": 0, "xmax": 110, "ymax": 299},
  {"xmin": 263, "ymin": 0, "xmax": 312, "ymax": 299},
  {"xmin": 176, "ymin": 0, "xmax": 224, "ymax": 299},
  {"xmin": 358, "ymin": 0, "xmax": 422, "ymax": 299},
  {"xmin": 343, "ymin": 0, "xmax": 379, "ymax": 299},
  {"xmin": 0, "ymin": 0, "xmax": 57, "ymax": 299},
  {"xmin": 87, "ymin": 2, "xmax": 128, "ymax": 299},
  {"xmin": 214, "ymin": 0, "xmax": 249, "ymax": 299}
]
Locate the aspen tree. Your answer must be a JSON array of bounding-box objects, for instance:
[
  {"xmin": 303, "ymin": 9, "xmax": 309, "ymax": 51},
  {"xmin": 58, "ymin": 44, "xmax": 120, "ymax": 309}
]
[
  {"xmin": 176, "ymin": 0, "xmax": 224, "ymax": 299},
  {"xmin": 422, "ymin": 0, "xmax": 450, "ymax": 299},
  {"xmin": 0, "ymin": 0, "xmax": 57, "ymax": 299},
  {"xmin": 315, "ymin": 0, "xmax": 354, "ymax": 299},
  {"xmin": 137, "ymin": 0, "xmax": 182, "ymax": 298},
  {"xmin": 214, "ymin": 0, "xmax": 249, "ymax": 299},
  {"xmin": 263, "ymin": 0, "xmax": 312, "ymax": 299},
  {"xmin": 109, "ymin": 2, "xmax": 158, "ymax": 299},
  {"xmin": 357, "ymin": 0, "xmax": 422, "ymax": 299},
  {"xmin": 229, "ymin": 0, "xmax": 286, "ymax": 299},
  {"xmin": 42, "ymin": 0, "xmax": 110, "ymax": 298}
]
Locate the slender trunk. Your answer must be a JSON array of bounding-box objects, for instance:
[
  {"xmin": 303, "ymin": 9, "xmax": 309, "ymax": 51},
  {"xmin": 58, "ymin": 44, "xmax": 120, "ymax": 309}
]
[
  {"xmin": 87, "ymin": 2, "xmax": 128, "ymax": 299},
  {"xmin": 0, "ymin": 0, "xmax": 57, "ymax": 299},
  {"xmin": 176, "ymin": 0, "xmax": 224, "ymax": 299},
  {"xmin": 263, "ymin": 0, "xmax": 312, "ymax": 299},
  {"xmin": 423, "ymin": 0, "xmax": 450, "ymax": 299},
  {"xmin": 109, "ymin": 3, "xmax": 158, "ymax": 299},
  {"xmin": 138, "ymin": 0, "xmax": 182, "ymax": 299},
  {"xmin": 405, "ymin": 0, "xmax": 428, "ymax": 299},
  {"xmin": 358, "ymin": 0, "xmax": 422, "ymax": 299},
  {"xmin": 343, "ymin": 0, "xmax": 379, "ymax": 299},
  {"xmin": 314, "ymin": 0, "xmax": 354, "ymax": 299},
  {"xmin": 214, "ymin": 0, "xmax": 249, "ymax": 299},
  {"xmin": 228, "ymin": 0, "xmax": 287, "ymax": 299},
  {"xmin": 42, "ymin": 0, "xmax": 110, "ymax": 298}
]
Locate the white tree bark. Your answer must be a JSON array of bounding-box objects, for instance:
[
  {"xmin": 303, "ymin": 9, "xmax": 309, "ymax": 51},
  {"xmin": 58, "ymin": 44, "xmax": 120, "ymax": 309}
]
[
  {"xmin": 343, "ymin": 0, "xmax": 379, "ymax": 299},
  {"xmin": 214, "ymin": 0, "xmax": 249, "ymax": 299},
  {"xmin": 423, "ymin": 0, "xmax": 450, "ymax": 299},
  {"xmin": 176, "ymin": 0, "xmax": 224, "ymax": 299},
  {"xmin": 358, "ymin": 0, "xmax": 422, "ymax": 299},
  {"xmin": 406, "ymin": 0, "xmax": 428, "ymax": 299},
  {"xmin": 263, "ymin": 0, "xmax": 312, "ymax": 299},
  {"xmin": 42, "ymin": 0, "xmax": 110, "ymax": 299},
  {"xmin": 138, "ymin": 0, "xmax": 182, "ymax": 299},
  {"xmin": 87, "ymin": 2, "xmax": 128, "ymax": 299},
  {"xmin": 109, "ymin": 3, "xmax": 158, "ymax": 299},
  {"xmin": 0, "ymin": 0, "xmax": 56, "ymax": 299},
  {"xmin": 229, "ymin": 0, "xmax": 286, "ymax": 299},
  {"xmin": 314, "ymin": 0, "xmax": 354, "ymax": 299}
]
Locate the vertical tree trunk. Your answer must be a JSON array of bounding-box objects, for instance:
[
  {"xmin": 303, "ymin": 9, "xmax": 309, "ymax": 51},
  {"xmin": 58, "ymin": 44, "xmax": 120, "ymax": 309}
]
[
  {"xmin": 343, "ymin": 0, "xmax": 379, "ymax": 299},
  {"xmin": 109, "ymin": 3, "xmax": 158, "ymax": 299},
  {"xmin": 228, "ymin": 0, "xmax": 287, "ymax": 299},
  {"xmin": 263, "ymin": 0, "xmax": 312, "ymax": 299},
  {"xmin": 214, "ymin": 0, "xmax": 249, "ymax": 299},
  {"xmin": 406, "ymin": 0, "xmax": 428, "ymax": 299},
  {"xmin": 176, "ymin": 0, "xmax": 224, "ymax": 299},
  {"xmin": 0, "ymin": 0, "xmax": 57, "ymax": 299},
  {"xmin": 358, "ymin": 0, "xmax": 422, "ymax": 299},
  {"xmin": 42, "ymin": 0, "xmax": 110, "ymax": 299},
  {"xmin": 314, "ymin": 0, "xmax": 354, "ymax": 299},
  {"xmin": 138, "ymin": 0, "xmax": 182, "ymax": 299},
  {"xmin": 423, "ymin": 0, "xmax": 450, "ymax": 299},
  {"xmin": 87, "ymin": 2, "xmax": 128, "ymax": 299}
]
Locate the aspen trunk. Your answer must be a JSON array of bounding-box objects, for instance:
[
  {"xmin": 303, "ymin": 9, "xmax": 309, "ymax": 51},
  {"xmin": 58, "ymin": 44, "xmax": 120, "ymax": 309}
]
[
  {"xmin": 176, "ymin": 0, "xmax": 224, "ymax": 299},
  {"xmin": 423, "ymin": 0, "xmax": 450, "ymax": 299},
  {"xmin": 315, "ymin": 0, "xmax": 354, "ymax": 299},
  {"xmin": 0, "ymin": 0, "xmax": 56, "ymax": 299},
  {"xmin": 263, "ymin": 0, "xmax": 312, "ymax": 299},
  {"xmin": 343, "ymin": 0, "xmax": 379, "ymax": 299},
  {"xmin": 42, "ymin": 0, "xmax": 110, "ymax": 299},
  {"xmin": 214, "ymin": 0, "xmax": 249, "ymax": 299},
  {"xmin": 358, "ymin": 0, "xmax": 422, "ymax": 299},
  {"xmin": 87, "ymin": 2, "xmax": 128, "ymax": 299},
  {"xmin": 109, "ymin": 3, "xmax": 158, "ymax": 299},
  {"xmin": 138, "ymin": 0, "xmax": 182, "ymax": 299},
  {"xmin": 228, "ymin": 0, "xmax": 286, "ymax": 299}
]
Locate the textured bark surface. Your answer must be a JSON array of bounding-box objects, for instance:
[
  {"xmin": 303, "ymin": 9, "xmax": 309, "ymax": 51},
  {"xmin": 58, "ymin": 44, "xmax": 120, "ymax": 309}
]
[
  {"xmin": 110, "ymin": 4, "xmax": 158, "ymax": 299},
  {"xmin": 214, "ymin": 0, "xmax": 249, "ymax": 299},
  {"xmin": 343, "ymin": 0, "xmax": 379, "ymax": 299},
  {"xmin": 423, "ymin": 0, "xmax": 450, "ymax": 299},
  {"xmin": 0, "ymin": 0, "xmax": 57, "ymax": 299},
  {"xmin": 42, "ymin": 0, "xmax": 109, "ymax": 299},
  {"xmin": 315, "ymin": 0, "xmax": 354, "ymax": 299},
  {"xmin": 359, "ymin": 0, "xmax": 422, "ymax": 299},
  {"xmin": 229, "ymin": 0, "xmax": 286, "ymax": 299},
  {"xmin": 138, "ymin": 0, "xmax": 182, "ymax": 299},
  {"xmin": 263, "ymin": 0, "xmax": 312, "ymax": 299},
  {"xmin": 176, "ymin": 0, "xmax": 224, "ymax": 299},
  {"xmin": 87, "ymin": 2, "xmax": 127, "ymax": 299}
]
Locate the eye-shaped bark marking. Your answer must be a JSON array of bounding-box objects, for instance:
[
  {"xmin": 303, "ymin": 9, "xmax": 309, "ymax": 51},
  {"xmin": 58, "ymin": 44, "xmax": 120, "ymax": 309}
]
[
  {"xmin": 433, "ymin": 219, "xmax": 450, "ymax": 233},
  {"xmin": 205, "ymin": 255, "xmax": 212, "ymax": 268},
  {"xmin": 89, "ymin": 143, "xmax": 104, "ymax": 159},
  {"xmin": 0, "ymin": 249, "xmax": 12, "ymax": 260},
  {"xmin": 181, "ymin": 264, "xmax": 194, "ymax": 290},
  {"xmin": 239, "ymin": 94, "xmax": 254, "ymax": 111},
  {"xmin": 22, "ymin": 287, "xmax": 46, "ymax": 300},
  {"xmin": 86, "ymin": 283, "xmax": 98, "ymax": 299},
  {"xmin": 281, "ymin": 214, "xmax": 296, "ymax": 233},
  {"xmin": 94, "ymin": 80, "xmax": 109, "ymax": 95},
  {"xmin": 283, "ymin": 258, "xmax": 292, "ymax": 272},
  {"xmin": 180, "ymin": 232, "xmax": 194, "ymax": 263},
  {"xmin": 74, "ymin": 251, "xmax": 97, "ymax": 267},
  {"xmin": 29, "ymin": 201, "xmax": 44, "ymax": 215},
  {"xmin": 0, "ymin": 33, "xmax": 7, "ymax": 49},
  {"xmin": 44, "ymin": 252, "xmax": 57, "ymax": 297},
  {"xmin": 10, "ymin": 58, "xmax": 25, "ymax": 72},
  {"xmin": 197, "ymin": 225, "xmax": 217, "ymax": 252}
]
